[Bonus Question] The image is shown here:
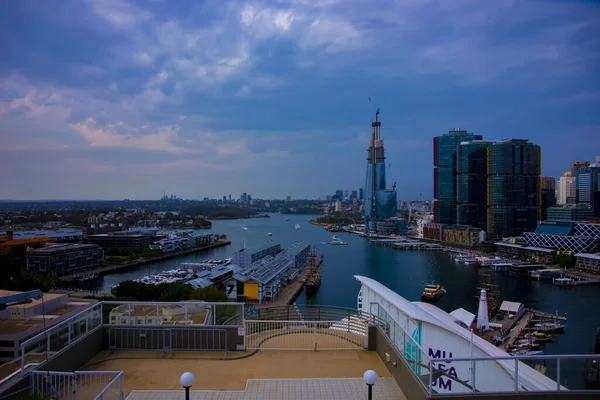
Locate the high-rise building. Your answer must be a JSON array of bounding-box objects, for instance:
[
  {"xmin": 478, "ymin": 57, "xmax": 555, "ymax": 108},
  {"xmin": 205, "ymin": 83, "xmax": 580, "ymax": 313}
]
[
  {"xmin": 576, "ymin": 164, "xmax": 600, "ymax": 217},
  {"xmin": 350, "ymin": 190, "xmax": 358, "ymax": 200},
  {"xmin": 228, "ymin": 194, "xmax": 231, "ymax": 201},
  {"xmin": 223, "ymin": 196, "xmax": 227, "ymax": 202},
  {"xmin": 557, "ymin": 173, "xmax": 576, "ymax": 205},
  {"xmin": 571, "ymin": 160, "xmax": 590, "ymax": 176},
  {"xmin": 540, "ymin": 176, "xmax": 556, "ymax": 220},
  {"xmin": 335, "ymin": 200, "xmax": 341, "ymax": 212},
  {"xmin": 364, "ymin": 110, "xmax": 397, "ymax": 232},
  {"xmin": 486, "ymin": 139, "xmax": 541, "ymax": 238},
  {"xmin": 358, "ymin": 188, "xmax": 364, "ymax": 201},
  {"xmin": 456, "ymin": 140, "xmax": 493, "ymax": 228},
  {"xmin": 433, "ymin": 129, "xmax": 482, "ymax": 224}
]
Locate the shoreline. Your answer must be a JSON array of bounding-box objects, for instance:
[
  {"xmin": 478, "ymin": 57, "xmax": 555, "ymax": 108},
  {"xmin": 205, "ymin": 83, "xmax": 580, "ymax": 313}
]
[{"xmin": 58, "ymin": 241, "xmax": 232, "ymax": 282}]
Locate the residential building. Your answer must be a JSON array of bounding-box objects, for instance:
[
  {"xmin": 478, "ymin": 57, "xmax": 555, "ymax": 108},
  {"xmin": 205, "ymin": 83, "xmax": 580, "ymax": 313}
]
[
  {"xmin": 540, "ymin": 176, "xmax": 556, "ymax": 221},
  {"xmin": 26, "ymin": 243, "xmax": 104, "ymax": 276},
  {"xmin": 335, "ymin": 200, "xmax": 341, "ymax": 212},
  {"xmin": 575, "ymin": 253, "xmax": 600, "ymax": 272},
  {"xmin": 364, "ymin": 110, "xmax": 397, "ymax": 233},
  {"xmin": 0, "ymin": 290, "xmax": 96, "ymax": 363},
  {"xmin": 523, "ymin": 220, "xmax": 600, "ymax": 253},
  {"xmin": 557, "ymin": 173, "xmax": 576, "ymax": 205},
  {"xmin": 571, "ymin": 160, "xmax": 590, "ymax": 176},
  {"xmin": 576, "ymin": 164, "xmax": 600, "ymax": 217},
  {"xmin": 230, "ymin": 242, "xmax": 281, "ymax": 269},
  {"xmin": 423, "ymin": 222, "xmax": 445, "ymax": 242},
  {"xmin": 433, "ymin": 128, "xmax": 482, "ymax": 225},
  {"xmin": 546, "ymin": 206, "xmax": 593, "ymax": 222},
  {"xmin": 443, "ymin": 225, "xmax": 486, "ymax": 248},
  {"xmin": 486, "ymin": 139, "xmax": 541, "ymax": 239},
  {"xmin": 456, "ymin": 140, "xmax": 492, "ymax": 228},
  {"xmin": 83, "ymin": 233, "xmax": 150, "ymax": 248}
]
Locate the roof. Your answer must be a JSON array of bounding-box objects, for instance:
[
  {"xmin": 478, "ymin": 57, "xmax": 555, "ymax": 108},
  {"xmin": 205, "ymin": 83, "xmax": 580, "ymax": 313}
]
[
  {"xmin": 354, "ymin": 275, "xmax": 563, "ymax": 392},
  {"xmin": 86, "ymin": 233, "xmax": 146, "ymax": 238},
  {"xmin": 500, "ymin": 301, "xmax": 523, "ymax": 314},
  {"xmin": 284, "ymin": 241, "xmax": 310, "ymax": 257},
  {"xmin": 26, "ymin": 243, "xmax": 100, "ymax": 254},
  {"xmin": 449, "ymin": 308, "xmax": 475, "ymax": 328},
  {"xmin": 535, "ymin": 223, "xmax": 572, "ymax": 235},
  {"xmin": 239, "ymin": 241, "xmax": 280, "ymax": 255},
  {"xmin": 494, "ymin": 242, "xmax": 555, "ymax": 253},
  {"xmin": 0, "ymin": 237, "xmax": 53, "ymax": 247},
  {"xmin": 575, "ymin": 253, "xmax": 600, "ymax": 260}
]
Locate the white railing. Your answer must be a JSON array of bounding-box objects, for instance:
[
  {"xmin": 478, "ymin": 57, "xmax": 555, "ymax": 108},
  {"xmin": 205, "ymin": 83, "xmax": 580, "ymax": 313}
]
[
  {"xmin": 30, "ymin": 370, "xmax": 123, "ymax": 400},
  {"xmin": 245, "ymin": 320, "xmax": 367, "ymax": 350}
]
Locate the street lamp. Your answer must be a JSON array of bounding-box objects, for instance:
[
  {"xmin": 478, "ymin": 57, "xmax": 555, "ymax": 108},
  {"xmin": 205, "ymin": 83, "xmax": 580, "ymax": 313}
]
[
  {"xmin": 180, "ymin": 372, "xmax": 194, "ymax": 400},
  {"xmin": 363, "ymin": 370, "xmax": 378, "ymax": 400}
]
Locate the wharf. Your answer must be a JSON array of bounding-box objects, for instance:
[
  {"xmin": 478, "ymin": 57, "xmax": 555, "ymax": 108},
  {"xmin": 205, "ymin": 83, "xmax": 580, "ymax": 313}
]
[
  {"xmin": 58, "ymin": 241, "xmax": 231, "ymax": 282},
  {"xmin": 496, "ymin": 309, "xmax": 567, "ymax": 351},
  {"xmin": 498, "ymin": 311, "xmax": 533, "ymax": 351},
  {"xmin": 258, "ymin": 253, "xmax": 323, "ymax": 309}
]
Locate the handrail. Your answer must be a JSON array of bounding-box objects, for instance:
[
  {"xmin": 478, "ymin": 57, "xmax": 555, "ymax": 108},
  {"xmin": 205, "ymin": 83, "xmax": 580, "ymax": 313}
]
[
  {"xmin": 101, "ymin": 301, "xmax": 245, "ymax": 305},
  {"xmin": 93, "ymin": 371, "xmax": 123, "ymax": 400},
  {"xmin": 424, "ymin": 354, "xmax": 600, "ymax": 362}
]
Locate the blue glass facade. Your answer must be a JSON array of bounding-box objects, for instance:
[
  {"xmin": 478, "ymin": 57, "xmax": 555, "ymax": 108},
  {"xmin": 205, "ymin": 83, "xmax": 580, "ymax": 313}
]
[
  {"xmin": 576, "ymin": 165, "xmax": 600, "ymax": 218},
  {"xmin": 486, "ymin": 140, "xmax": 541, "ymax": 238},
  {"xmin": 456, "ymin": 140, "xmax": 492, "ymax": 229},
  {"xmin": 364, "ymin": 112, "xmax": 397, "ymax": 233},
  {"xmin": 433, "ymin": 130, "xmax": 482, "ymax": 224}
]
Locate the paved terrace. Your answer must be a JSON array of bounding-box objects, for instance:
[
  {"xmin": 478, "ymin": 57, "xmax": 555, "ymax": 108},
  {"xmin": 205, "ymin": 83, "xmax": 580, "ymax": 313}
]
[{"xmin": 84, "ymin": 350, "xmax": 404, "ymax": 399}]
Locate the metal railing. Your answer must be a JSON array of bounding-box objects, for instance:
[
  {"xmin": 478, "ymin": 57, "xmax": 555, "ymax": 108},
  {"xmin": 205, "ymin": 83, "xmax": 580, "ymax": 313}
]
[
  {"xmin": 245, "ymin": 320, "xmax": 368, "ymax": 350},
  {"xmin": 107, "ymin": 327, "xmax": 228, "ymax": 351},
  {"xmin": 20, "ymin": 303, "xmax": 102, "ymax": 376},
  {"xmin": 30, "ymin": 370, "xmax": 123, "ymax": 400}
]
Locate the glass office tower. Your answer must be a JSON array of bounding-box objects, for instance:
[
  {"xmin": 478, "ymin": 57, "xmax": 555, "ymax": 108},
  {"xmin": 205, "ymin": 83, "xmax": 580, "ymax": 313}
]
[
  {"xmin": 456, "ymin": 140, "xmax": 494, "ymax": 228},
  {"xmin": 433, "ymin": 129, "xmax": 483, "ymax": 224},
  {"xmin": 364, "ymin": 110, "xmax": 397, "ymax": 232},
  {"xmin": 576, "ymin": 165, "xmax": 600, "ymax": 218},
  {"xmin": 486, "ymin": 139, "xmax": 541, "ymax": 238}
]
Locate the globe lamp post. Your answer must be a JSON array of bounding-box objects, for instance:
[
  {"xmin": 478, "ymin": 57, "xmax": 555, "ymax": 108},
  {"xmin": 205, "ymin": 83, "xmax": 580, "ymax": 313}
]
[
  {"xmin": 363, "ymin": 370, "xmax": 378, "ymax": 400},
  {"xmin": 180, "ymin": 372, "xmax": 194, "ymax": 400}
]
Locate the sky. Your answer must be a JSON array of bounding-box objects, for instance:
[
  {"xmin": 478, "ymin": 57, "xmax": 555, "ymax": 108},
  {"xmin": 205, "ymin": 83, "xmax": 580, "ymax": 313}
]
[{"xmin": 0, "ymin": 0, "xmax": 599, "ymax": 201}]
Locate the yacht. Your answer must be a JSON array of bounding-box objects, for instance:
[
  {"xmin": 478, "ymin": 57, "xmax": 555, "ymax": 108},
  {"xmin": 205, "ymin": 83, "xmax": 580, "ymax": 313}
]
[
  {"xmin": 295, "ymin": 224, "xmax": 301, "ymax": 230},
  {"xmin": 267, "ymin": 233, "xmax": 273, "ymax": 236},
  {"xmin": 328, "ymin": 235, "xmax": 348, "ymax": 246}
]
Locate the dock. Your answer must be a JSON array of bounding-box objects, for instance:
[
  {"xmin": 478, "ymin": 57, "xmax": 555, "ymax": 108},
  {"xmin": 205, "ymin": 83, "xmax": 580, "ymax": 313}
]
[
  {"xmin": 58, "ymin": 241, "xmax": 231, "ymax": 281},
  {"xmin": 258, "ymin": 252, "xmax": 323, "ymax": 309},
  {"xmin": 372, "ymin": 239, "xmax": 443, "ymax": 251}
]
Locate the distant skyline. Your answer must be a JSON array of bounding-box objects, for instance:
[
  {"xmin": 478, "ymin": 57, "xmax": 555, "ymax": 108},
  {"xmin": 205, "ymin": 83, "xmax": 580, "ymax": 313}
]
[{"xmin": 1, "ymin": 0, "xmax": 599, "ymax": 201}]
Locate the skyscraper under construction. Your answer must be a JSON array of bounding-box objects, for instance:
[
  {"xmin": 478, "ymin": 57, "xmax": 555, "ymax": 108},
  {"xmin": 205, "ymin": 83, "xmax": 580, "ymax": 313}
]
[{"xmin": 364, "ymin": 110, "xmax": 398, "ymax": 233}]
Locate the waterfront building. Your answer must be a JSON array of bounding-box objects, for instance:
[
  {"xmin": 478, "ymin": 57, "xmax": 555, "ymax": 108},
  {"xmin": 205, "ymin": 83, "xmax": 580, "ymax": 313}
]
[
  {"xmin": 456, "ymin": 140, "xmax": 492, "ymax": 228},
  {"xmin": 557, "ymin": 173, "xmax": 576, "ymax": 205},
  {"xmin": 423, "ymin": 222, "xmax": 445, "ymax": 241},
  {"xmin": 26, "ymin": 243, "xmax": 104, "ymax": 276},
  {"xmin": 416, "ymin": 214, "xmax": 434, "ymax": 238},
  {"xmin": 364, "ymin": 110, "xmax": 398, "ymax": 233},
  {"xmin": 547, "ymin": 205, "xmax": 593, "ymax": 222},
  {"xmin": 230, "ymin": 253, "xmax": 296, "ymax": 303},
  {"xmin": 108, "ymin": 303, "xmax": 210, "ymax": 325},
  {"xmin": 443, "ymin": 225, "xmax": 486, "ymax": 248},
  {"xmin": 571, "ymin": 160, "xmax": 590, "ymax": 176},
  {"xmin": 541, "ymin": 176, "xmax": 557, "ymax": 220},
  {"xmin": 576, "ymin": 164, "xmax": 600, "ymax": 217},
  {"xmin": 282, "ymin": 241, "xmax": 310, "ymax": 270},
  {"xmin": 83, "ymin": 233, "xmax": 150, "ymax": 248},
  {"xmin": 486, "ymin": 139, "xmax": 541, "ymax": 239},
  {"xmin": 433, "ymin": 129, "xmax": 483, "ymax": 224},
  {"xmin": 523, "ymin": 220, "xmax": 600, "ymax": 253},
  {"xmin": 0, "ymin": 290, "xmax": 96, "ymax": 364},
  {"xmin": 575, "ymin": 253, "xmax": 600, "ymax": 272},
  {"xmin": 230, "ymin": 242, "xmax": 281, "ymax": 269},
  {"xmin": 494, "ymin": 242, "xmax": 556, "ymax": 264}
]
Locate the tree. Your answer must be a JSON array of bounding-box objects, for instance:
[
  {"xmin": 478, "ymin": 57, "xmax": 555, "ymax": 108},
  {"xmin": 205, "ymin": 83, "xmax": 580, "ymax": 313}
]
[
  {"xmin": 190, "ymin": 286, "xmax": 227, "ymax": 302},
  {"xmin": 556, "ymin": 253, "xmax": 576, "ymax": 268}
]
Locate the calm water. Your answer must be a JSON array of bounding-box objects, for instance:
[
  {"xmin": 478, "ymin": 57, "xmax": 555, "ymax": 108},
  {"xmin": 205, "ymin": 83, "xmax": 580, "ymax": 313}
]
[{"xmin": 95, "ymin": 213, "xmax": 600, "ymax": 360}]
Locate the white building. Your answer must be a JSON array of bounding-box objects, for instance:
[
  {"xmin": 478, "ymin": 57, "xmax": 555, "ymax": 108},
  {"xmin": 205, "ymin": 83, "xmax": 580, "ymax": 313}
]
[
  {"xmin": 557, "ymin": 175, "xmax": 576, "ymax": 205},
  {"xmin": 575, "ymin": 253, "xmax": 600, "ymax": 272},
  {"xmin": 108, "ymin": 303, "xmax": 210, "ymax": 325}
]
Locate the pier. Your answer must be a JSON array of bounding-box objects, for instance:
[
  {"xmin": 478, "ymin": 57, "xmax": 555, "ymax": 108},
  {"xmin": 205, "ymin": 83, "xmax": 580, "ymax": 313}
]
[
  {"xmin": 258, "ymin": 252, "xmax": 323, "ymax": 309},
  {"xmin": 372, "ymin": 238, "xmax": 443, "ymax": 251},
  {"xmin": 58, "ymin": 241, "xmax": 231, "ymax": 282}
]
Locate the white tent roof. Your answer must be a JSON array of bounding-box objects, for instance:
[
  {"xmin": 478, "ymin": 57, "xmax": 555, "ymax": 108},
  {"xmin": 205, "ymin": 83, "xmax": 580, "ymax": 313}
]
[
  {"xmin": 449, "ymin": 308, "xmax": 476, "ymax": 328},
  {"xmin": 500, "ymin": 301, "xmax": 523, "ymax": 314}
]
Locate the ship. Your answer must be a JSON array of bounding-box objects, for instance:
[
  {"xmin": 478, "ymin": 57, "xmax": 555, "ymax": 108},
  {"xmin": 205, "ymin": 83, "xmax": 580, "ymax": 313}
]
[
  {"xmin": 328, "ymin": 235, "xmax": 348, "ymax": 245},
  {"xmin": 305, "ymin": 251, "xmax": 322, "ymax": 296},
  {"xmin": 420, "ymin": 284, "xmax": 445, "ymax": 303},
  {"xmin": 584, "ymin": 327, "xmax": 600, "ymax": 388}
]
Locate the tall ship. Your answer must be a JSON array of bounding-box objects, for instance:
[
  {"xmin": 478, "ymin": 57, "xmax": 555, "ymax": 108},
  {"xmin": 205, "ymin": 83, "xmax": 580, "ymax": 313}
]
[
  {"xmin": 476, "ymin": 274, "xmax": 501, "ymax": 319},
  {"xmin": 304, "ymin": 251, "xmax": 322, "ymax": 296}
]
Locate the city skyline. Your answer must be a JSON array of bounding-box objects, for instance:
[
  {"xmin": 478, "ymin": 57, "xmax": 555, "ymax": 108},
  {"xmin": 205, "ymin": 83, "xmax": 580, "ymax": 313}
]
[{"xmin": 1, "ymin": 0, "xmax": 599, "ymax": 200}]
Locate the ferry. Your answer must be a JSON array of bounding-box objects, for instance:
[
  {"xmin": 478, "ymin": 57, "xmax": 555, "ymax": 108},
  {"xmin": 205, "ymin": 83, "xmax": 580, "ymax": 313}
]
[
  {"xmin": 420, "ymin": 284, "xmax": 446, "ymax": 303},
  {"xmin": 328, "ymin": 235, "xmax": 348, "ymax": 246}
]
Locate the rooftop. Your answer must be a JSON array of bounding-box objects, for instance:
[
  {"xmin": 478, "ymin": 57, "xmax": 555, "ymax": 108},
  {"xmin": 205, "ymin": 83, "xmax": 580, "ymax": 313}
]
[
  {"xmin": 236, "ymin": 241, "xmax": 280, "ymax": 255},
  {"xmin": 494, "ymin": 242, "xmax": 556, "ymax": 253},
  {"xmin": 284, "ymin": 241, "xmax": 310, "ymax": 257},
  {"xmin": 0, "ymin": 237, "xmax": 53, "ymax": 247},
  {"xmin": 575, "ymin": 253, "xmax": 600, "ymax": 260},
  {"xmin": 26, "ymin": 242, "xmax": 100, "ymax": 254}
]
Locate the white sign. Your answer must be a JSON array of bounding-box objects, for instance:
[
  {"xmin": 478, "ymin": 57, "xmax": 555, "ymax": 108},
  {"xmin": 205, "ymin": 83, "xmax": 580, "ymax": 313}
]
[{"xmin": 238, "ymin": 327, "xmax": 245, "ymax": 336}]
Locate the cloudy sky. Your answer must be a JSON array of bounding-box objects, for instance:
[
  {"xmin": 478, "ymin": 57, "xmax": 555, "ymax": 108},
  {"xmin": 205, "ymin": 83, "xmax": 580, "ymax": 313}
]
[{"xmin": 0, "ymin": 0, "xmax": 599, "ymax": 200}]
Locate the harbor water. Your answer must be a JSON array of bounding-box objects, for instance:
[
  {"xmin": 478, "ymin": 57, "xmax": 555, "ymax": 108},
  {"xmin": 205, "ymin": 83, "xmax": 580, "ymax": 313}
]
[{"xmin": 94, "ymin": 214, "xmax": 600, "ymax": 380}]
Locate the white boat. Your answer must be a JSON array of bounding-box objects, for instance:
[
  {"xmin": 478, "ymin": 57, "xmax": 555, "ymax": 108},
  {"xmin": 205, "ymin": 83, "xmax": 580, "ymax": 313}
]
[
  {"xmin": 267, "ymin": 233, "xmax": 273, "ymax": 236},
  {"xmin": 328, "ymin": 235, "xmax": 348, "ymax": 246},
  {"xmin": 295, "ymin": 224, "xmax": 301, "ymax": 230},
  {"xmin": 242, "ymin": 227, "xmax": 248, "ymax": 230}
]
